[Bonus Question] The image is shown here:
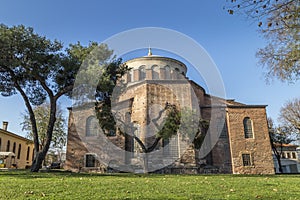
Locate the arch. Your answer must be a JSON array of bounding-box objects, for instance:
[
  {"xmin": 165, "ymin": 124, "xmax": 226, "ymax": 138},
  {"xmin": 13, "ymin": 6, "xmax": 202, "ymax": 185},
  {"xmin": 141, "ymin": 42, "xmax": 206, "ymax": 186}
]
[
  {"xmin": 151, "ymin": 65, "xmax": 160, "ymax": 80},
  {"xmin": 243, "ymin": 117, "xmax": 254, "ymax": 138},
  {"xmin": 12, "ymin": 142, "xmax": 16, "ymax": 153},
  {"xmin": 26, "ymin": 146, "xmax": 30, "ymax": 160},
  {"xmin": 165, "ymin": 66, "xmax": 171, "ymax": 79},
  {"xmin": 139, "ymin": 65, "xmax": 146, "ymax": 80},
  {"xmin": 17, "ymin": 144, "xmax": 21, "ymax": 159},
  {"xmin": 6, "ymin": 140, "xmax": 10, "ymax": 152},
  {"xmin": 0, "ymin": 138, "xmax": 1, "ymax": 151},
  {"xmin": 86, "ymin": 116, "xmax": 99, "ymax": 136}
]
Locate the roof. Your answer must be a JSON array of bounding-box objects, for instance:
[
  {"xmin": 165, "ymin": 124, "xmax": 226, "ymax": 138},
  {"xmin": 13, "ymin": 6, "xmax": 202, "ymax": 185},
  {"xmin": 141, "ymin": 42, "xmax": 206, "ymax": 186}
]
[
  {"xmin": 0, "ymin": 129, "xmax": 33, "ymax": 143},
  {"xmin": 0, "ymin": 152, "xmax": 15, "ymax": 157},
  {"xmin": 274, "ymin": 143, "xmax": 299, "ymax": 148}
]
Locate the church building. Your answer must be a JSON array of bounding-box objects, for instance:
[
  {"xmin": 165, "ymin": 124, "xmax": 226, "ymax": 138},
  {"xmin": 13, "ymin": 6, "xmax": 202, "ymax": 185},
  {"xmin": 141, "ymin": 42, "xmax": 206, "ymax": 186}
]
[{"xmin": 65, "ymin": 50, "xmax": 275, "ymax": 174}]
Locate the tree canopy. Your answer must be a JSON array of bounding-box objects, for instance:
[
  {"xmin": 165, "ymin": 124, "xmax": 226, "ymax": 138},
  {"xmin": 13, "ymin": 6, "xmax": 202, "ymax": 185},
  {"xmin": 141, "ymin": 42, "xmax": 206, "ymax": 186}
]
[
  {"xmin": 0, "ymin": 24, "xmax": 113, "ymax": 171},
  {"xmin": 226, "ymin": 0, "xmax": 299, "ymax": 82}
]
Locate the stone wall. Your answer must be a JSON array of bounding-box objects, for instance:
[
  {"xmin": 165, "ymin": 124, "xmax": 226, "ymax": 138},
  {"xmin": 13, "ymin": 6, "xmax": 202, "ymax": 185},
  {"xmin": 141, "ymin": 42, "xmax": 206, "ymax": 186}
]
[{"xmin": 226, "ymin": 106, "xmax": 275, "ymax": 174}]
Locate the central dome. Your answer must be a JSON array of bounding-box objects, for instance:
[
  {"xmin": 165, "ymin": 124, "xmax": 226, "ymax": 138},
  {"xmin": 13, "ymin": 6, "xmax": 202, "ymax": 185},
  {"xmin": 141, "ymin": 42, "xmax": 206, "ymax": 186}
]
[{"xmin": 123, "ymin": 50, "xmax": 187, "ymax": 83}]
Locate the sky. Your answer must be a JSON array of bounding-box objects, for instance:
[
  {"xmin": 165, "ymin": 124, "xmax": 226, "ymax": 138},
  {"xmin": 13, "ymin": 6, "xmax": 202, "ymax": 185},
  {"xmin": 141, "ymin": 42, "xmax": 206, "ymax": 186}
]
[{"xmin": 0, "ymin": 0, "xmax": 299, "ymax": 136}]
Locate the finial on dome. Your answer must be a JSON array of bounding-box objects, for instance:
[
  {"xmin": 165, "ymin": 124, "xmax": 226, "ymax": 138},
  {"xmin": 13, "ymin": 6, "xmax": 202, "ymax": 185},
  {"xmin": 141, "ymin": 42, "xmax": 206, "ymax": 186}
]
[{"xmin": 147, "ymin": 47, "xmax": 152, "ymax": 56}]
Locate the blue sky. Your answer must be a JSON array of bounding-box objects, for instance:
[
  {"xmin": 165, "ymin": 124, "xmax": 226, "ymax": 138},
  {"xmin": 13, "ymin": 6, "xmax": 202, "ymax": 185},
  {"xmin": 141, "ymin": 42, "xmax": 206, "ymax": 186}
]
[{"xmin": 0, "ymin": 0, "xmax": 299, "ymax": 136}]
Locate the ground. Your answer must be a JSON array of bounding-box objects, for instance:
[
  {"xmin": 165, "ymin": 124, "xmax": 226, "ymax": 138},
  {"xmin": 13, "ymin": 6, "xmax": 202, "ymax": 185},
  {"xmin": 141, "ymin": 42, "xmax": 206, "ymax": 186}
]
[{"xmin": 0, "ymin": 171, "xmax": 299, "ymax": 199}]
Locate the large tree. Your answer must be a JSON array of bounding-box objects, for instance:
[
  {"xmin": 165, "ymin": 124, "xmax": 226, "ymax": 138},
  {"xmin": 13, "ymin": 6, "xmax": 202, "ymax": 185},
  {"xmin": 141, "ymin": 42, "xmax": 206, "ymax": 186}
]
[
  {"xmin": 226, "ymin": 0, "xmax": 299, "ymax": 82},
  {"xmin": 0, "ymin": 24, "xmax": 112, "ymax": 171}
]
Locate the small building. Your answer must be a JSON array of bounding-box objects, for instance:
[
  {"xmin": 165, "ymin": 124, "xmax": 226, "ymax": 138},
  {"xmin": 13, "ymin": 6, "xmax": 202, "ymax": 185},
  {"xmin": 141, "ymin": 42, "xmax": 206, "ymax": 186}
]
[
  {"xmin": 0, "ymin": 121, "xmax": 34, "ymax": 169},
  {"xmin": 273, "ymin": 143, "xmax": 300, "ymax": 173}
]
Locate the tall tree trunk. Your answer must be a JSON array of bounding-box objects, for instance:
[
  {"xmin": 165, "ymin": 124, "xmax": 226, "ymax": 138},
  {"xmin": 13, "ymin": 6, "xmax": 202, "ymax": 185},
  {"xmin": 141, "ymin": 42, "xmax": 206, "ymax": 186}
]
[{"xmin": 31, "ymin": 98, "xmax": 57, "ymax": 172}]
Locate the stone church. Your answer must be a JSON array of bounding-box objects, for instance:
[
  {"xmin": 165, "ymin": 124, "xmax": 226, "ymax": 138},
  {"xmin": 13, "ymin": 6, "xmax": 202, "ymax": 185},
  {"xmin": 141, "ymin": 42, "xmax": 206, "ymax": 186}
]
[{"xmin": 65, "ymin": 49, "xmax": 275, "ymax": 174}]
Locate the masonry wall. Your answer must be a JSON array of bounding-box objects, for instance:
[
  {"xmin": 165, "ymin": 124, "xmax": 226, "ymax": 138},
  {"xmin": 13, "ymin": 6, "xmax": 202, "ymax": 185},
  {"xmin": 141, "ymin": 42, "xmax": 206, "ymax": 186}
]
[{"xmin": 226, "ymin": 107, "xmax": 275, "ymax": 174}]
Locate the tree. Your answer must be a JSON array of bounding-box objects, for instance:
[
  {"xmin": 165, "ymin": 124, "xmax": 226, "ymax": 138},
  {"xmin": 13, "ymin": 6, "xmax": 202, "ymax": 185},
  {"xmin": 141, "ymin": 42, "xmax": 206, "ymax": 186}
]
[
  {"xmin": 279, "ymin": 97, "xmax": 300, "ymax": 139},
  {"xmin": 268, "ymin": 118, "xmax": 294, "ymax": 173},
  {"xmin": 0, "ymin": 24, "xmax": 112, "ymax": 171},
  {"xmin": 226, "ymin": 0, "xmax": 299, "ymax": 82},
  {"xmin": 21, "ymin": 103, "xmax": 67, "ymax": 158}
]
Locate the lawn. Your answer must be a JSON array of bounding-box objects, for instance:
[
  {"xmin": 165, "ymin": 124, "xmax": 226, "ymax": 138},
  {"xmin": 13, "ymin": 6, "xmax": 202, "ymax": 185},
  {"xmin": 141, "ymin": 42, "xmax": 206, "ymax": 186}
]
[{"xmin": 0, "ymin": 171, "xmax": 299, "ymax": 199}]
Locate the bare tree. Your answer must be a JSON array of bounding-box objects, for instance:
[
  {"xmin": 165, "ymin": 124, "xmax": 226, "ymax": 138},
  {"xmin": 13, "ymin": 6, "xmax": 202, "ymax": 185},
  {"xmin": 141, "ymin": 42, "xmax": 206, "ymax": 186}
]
[
  {"xmin": 226, "ymin": 0, "xmax": 299, "ymax": 82},
  {"xmin": 279, "ymin": 98, "xmax": 300, "ymax": 139}
]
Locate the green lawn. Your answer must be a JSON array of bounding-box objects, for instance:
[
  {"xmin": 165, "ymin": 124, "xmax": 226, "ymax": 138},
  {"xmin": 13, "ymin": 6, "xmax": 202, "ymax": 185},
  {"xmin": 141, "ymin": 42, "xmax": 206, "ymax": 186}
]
[{"xmin": 0, "ymin": 171, "xmax": 299, "ymax": 200}]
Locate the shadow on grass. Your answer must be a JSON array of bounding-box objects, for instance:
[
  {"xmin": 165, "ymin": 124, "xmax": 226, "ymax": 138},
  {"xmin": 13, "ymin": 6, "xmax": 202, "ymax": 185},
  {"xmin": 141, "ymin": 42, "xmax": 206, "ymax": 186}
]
[{"xmin": 1, "ymin": 169, "xmax": 299, "ymax": 180}]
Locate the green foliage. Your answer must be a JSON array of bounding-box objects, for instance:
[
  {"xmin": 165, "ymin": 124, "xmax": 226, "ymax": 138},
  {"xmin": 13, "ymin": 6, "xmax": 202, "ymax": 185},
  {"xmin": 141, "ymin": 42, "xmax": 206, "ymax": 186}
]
[
  {"xmin": 179, "ymin": 107, "xmax": 209, "ymax": 149},
  {"xmin": 226, "ymin": 0, "xmax": 299, "ymax": 82},
  {"xmin": 156, "ymin": 103, "xmax": 181, "ymax": 139},
  {"xmin": 95, "ymin": 59, "xmax": 131, "ymax": 132},
  {"xmin": 0, "ymin": 24, "xmax": 62, "ymax": 103},
  {"xmin": 0, "ymin": 24, "xmax": 114, "ymax": 171},
  {"xmin": 21, "ymin": 104, "xmax": 67, "ymax": 150},
  {"xmin": 0, "ymin": 171, "xmax": 300, "ymax": 199}
]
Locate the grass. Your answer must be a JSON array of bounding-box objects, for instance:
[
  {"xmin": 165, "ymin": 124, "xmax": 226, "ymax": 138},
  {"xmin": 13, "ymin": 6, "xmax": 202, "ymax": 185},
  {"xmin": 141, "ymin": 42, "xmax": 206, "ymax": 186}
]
[{"xmin": 0, "ymin": 170, "xmax": 299, "ymax": 199}]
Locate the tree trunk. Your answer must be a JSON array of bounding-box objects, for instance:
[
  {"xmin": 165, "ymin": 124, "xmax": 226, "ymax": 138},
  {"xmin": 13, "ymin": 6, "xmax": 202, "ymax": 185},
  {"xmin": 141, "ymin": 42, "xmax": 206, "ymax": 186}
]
[
  {"xmin": 31, "ymin": 152, "xmax": 46, "ymax": 172},
  {"xmin": 142, "ymin": 153, "xmax": 149, "ymax": 173},
  {"xmin": 276, "ymin": 154, "xmax": 283, "ymax": 173},
  {"xmin": 30, "ymin": 98, "xmax": 57, "ymax": 172}
]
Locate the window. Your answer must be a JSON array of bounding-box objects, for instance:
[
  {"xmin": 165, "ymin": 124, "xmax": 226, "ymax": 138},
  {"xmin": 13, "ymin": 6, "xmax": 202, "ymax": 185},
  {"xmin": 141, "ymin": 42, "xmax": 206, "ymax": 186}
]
[
  {"xmin": 151, "ymin": 65, "xmax": 159, "ymax": 80},
  {"xmin": 242, "ymin": 154, "xmax": 252, "ymax": 166},
  {"xmin": 17, "ymin": 144, "xmax": 21, "ymax": 159},
  {"xmin": 139, "ymin": 66, "xmax": 146, "ymax": 80},
  {"xmin": 6, "ymin": 140, "xmax": 10, "ymax": 152},
  {"xmin": 292, "ymin": 152, "xmax": 296, "ymax": 159},
  {"xmin": 165, "ymin": 66, "xmax": 171, "ymax": 79},
  {"xmin": 26, "ymin": 146, "xmax": 30, "ymax": 160},
  {"xmin": 85, "ymin": 154, "xmax": 96, "ymax": 167},
  {"xmin": 0, "ymin": 138, "xmax": 1, "ymax": 151},
  {"xmin": 86, "ymin": 116, "xmax": 99, "ymax": 136},
  {"xmin": 287, "ymin": 152, "xmax": 291, "ymax": 158},
  {"xmin": 163, "ymin": 136, "xmax": 179, "ymax": 159},
  {"xmin": 12, "ymin": 142, "xmax": 16, "ymax": 153},
  {"xmin": 243, "ymin": 117, "xmax": 253, "ymax": 138},
  {"xmin": 217, "ymin": 118, "xmax": 227, "ymax": 138},
  {"xmin": 32, "ymin": 148, "xmax": 35, "ymax": 161},
  {"xmin": 281, "ymin": 153, "xmax": 286, "ymax": 159},
  {"xmin": 108, "ymin": 130, "xmax": 116, "ymax": 137}
]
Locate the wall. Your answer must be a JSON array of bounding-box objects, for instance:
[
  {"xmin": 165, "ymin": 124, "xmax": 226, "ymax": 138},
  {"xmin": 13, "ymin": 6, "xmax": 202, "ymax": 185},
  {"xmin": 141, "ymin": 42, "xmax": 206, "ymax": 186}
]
[{"xmin": 0, "ymin": 129, "xmax": 34, "ymax": 169}]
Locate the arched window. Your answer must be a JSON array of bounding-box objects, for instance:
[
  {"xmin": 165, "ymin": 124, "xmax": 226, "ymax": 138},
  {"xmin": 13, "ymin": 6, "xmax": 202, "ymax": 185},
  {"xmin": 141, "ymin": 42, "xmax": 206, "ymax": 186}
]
[
  {"xmin": 12, "ymin": 142, "xmax": 16, "ymax": 153},
  {"xmin": 243, "ymin": 117, "xmax": 253, "ymax": 138},
  {"xmin": 151, "ymin": 65, "xmax": 159, "ymax": 80},
  {"xmin": 139, "ymin": 66, "xmax": 146, "ymax": 80},
  {"xmin": 0, "ymin": 138, "xmax": 2, "ymax": 151},
  {"xmin": 165, "ymin": 66, "xmax": 171, "ymax": 79},
  {"xmin": 6, "ymin": 140, "xmax": 10, "ymax": 152},
  {"xmin": 26, "ymin": 146, "xmax": 30, "ymax": 160},
  {"xmin": 17, "ymin": 144, "xmax": 21, "ymax": 159},
  {"xmin": 173, "ymin": 68, "xmax": 180, "ymax": 79},
  {"xmin": 86, "ymin": 116, "xmax": 99, "ymax": 136}
]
